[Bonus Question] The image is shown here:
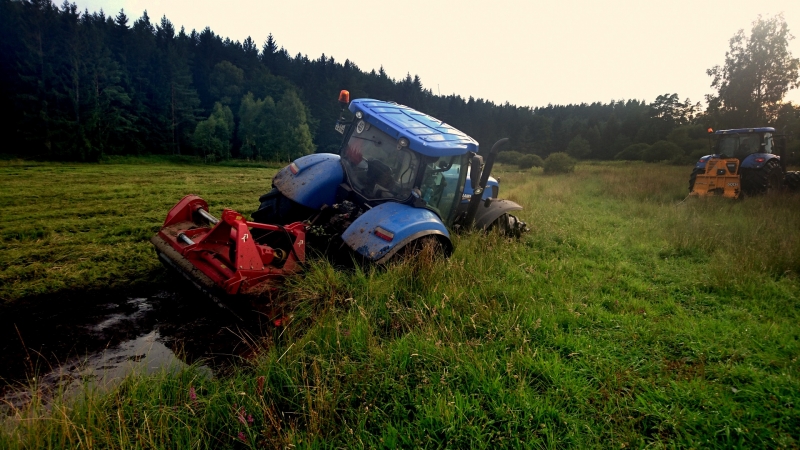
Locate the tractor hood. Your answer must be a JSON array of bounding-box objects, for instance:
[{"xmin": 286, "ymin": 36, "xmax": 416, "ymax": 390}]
[{"xmin": 349, "ymin": 99, "xmax": 478, "ymax": 157}]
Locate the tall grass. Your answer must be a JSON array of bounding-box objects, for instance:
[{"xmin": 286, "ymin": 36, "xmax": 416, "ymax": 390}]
[{"xmin": 2, "ymin": 159, "xmax": 799, "ymax": 448}]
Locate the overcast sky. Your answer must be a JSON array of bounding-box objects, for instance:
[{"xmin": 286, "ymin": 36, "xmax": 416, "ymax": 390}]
[{"xmin": 76, "ymin": 0, "xmax": 800, "ymax": 109}]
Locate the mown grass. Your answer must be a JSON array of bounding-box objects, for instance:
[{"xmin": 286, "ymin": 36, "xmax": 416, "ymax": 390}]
[
  {"xmin": 1, "ymin": 159, "xmax": 799, "ymax": 448},
  {"xmin": 0, "ymin": 158, "xmax": 280, "ymax": 301}
]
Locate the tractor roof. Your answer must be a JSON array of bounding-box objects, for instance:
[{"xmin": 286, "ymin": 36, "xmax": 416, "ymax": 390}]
[
  {"xmin": 715, "ymin": 127, "xmax": 775, "ymax": 135},
  {"xmin": 349, "ymin": 99, "xmax": 478, "ymax": 157}
]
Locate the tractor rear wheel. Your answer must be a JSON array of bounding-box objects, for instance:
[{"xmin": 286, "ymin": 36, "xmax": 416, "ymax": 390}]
[
  {"xmin": 740, "ymin": 160, "xmax": 783, "ymax": 196},
  {"xmin": 688, "ymin": 167, "xmax": 704, "ymax": 192},
  {"xmin": 785, "ymin": 171, "xmax": 800, "ymax": 192},
  {"xmin": 388, "ymin": 236, "xmax": 448, "ymax": 266}
]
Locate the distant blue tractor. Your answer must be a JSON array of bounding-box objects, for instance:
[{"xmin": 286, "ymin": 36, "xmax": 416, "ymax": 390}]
[
  {"xmin": 252, "ymin": 92, "xmax": 527, "ymax": 263},
  {"xmin": 689, "ymin": 127, "xmax": 799, "ymax": 198}
]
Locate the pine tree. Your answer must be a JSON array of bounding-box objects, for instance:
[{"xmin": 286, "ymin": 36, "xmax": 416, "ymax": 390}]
[{"xmin": 154, "ymin": 16, "xmax": 199, "ymax": 154}]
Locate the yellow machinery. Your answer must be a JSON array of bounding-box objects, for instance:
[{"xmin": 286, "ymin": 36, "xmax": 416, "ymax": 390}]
[
  {"xmin": 689, "ymin": 157, "xmax": 741, "ymax": 199},
  {"xmin": 688, "ymin": 127, "xmax": 790, "ymax": 199}
]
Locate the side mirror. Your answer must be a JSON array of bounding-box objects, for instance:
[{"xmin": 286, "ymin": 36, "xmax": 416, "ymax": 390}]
[{"xmin": 470, "ymin": 154, "xmax": 484, "ymax": 190}]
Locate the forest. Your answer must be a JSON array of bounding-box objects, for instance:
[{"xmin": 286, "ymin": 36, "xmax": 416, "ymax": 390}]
[{"xmin": 1, "ymin": 0, "xmax": 799, "ymax": 163}]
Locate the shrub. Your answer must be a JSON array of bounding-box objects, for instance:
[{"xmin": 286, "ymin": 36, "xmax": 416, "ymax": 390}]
[
  {"xmin": 642, "ymin": 140, "xmax": 683, "ymax": 162},
  {"xmin": 615, "ymin": 143, "xmax": 649, "ymax": 161},
  {"xmin": 518, "ymin": 154, "xmax": 544, "ymax": 169},
  {"xmin": 543, "ymin": 152, "xmax": 576, "ymax": 174},
  {"xmin": 496, "ymin": 150, "xmax": 524, "ymax": 165},
  {"xmin": 689, "ymin": 148, "xmax": 711, "ymax": 161},
  {"xmin": 669, "ymin": 154, "xmax": 697, "ymax": 165}
]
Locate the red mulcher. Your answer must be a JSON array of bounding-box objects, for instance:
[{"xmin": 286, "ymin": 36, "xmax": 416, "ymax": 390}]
[{"xmin": 150, "ymin": 195, "xmax": 306, "ymax": 307}]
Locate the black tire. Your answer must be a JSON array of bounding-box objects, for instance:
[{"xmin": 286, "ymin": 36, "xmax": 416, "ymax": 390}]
[
  {"xmin": 688, "ymin": 167, "xmax": 704, "ymax": 193},
  {"xmin": 740, "ymin": 159, "xmax": 783, "ymax": 196},
  {"xmin": 387, "ymin": 236, "xmax": 448, "ymax": 266},
  {"xmin": 251, "ymin": 188, "xmax": 314, "ymax": 225},
  {"xmin": 785, "ymin": 171, "xmax": 800, "ymax": 192},
  {"xmin": 488, "ymin": 213, "xmax": 528, "ymax": 237}
]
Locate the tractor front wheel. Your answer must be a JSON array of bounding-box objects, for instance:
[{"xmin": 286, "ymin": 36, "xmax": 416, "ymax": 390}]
[
  {"xmin": 488, "ymin": 213, "xmax": 528, "ymax": 237},
  {"xmin": 740, "ymin": 160, "xmax": 783, "ymax": 196},
  {"xmin": 785, "ymin": 171, "xmax": 800, "ymax": 192},
  {"xmin": 388, "ymin": 236, "xmax": 449, "ymax": 266}
]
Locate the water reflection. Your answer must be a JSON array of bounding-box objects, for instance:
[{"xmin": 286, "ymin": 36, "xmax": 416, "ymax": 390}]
[{"xmin": 1, "ymin": 289, "xmax": 263, "ymax": 414}]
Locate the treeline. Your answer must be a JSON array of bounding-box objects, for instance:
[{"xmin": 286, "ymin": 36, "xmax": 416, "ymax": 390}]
[{"xmin": 1, "ymin": 0, "xmax": 799, "ymax": 162}]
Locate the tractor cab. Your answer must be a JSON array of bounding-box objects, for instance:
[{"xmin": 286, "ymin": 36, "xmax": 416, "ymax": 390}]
[
  {"xmin": 259, "ymin": 93, "xmax": 527, "ymax": 262},
  {"xmin": 338, "ymin": 100, "xmax": 470, "ymax": 226},
  {"xmin": 714, "ymin": 129, "xmax": 776, "ymax": 160}
]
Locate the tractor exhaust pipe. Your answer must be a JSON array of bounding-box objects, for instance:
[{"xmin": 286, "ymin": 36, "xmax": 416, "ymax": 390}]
[{"xmin": 464, "ymin": 138, "xmax": 509, "ymax": 229}]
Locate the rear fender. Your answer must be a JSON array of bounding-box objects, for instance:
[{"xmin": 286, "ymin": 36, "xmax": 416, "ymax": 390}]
[
  {"xmin": 273, "ymin": 154, "xmax": 344, "ymax": 209},
  {"xmin": 741, "ymin": 153, "xmax": 780, "ymax": 169},
  {"xmin": 341, "ymin": 203, "xmax": 452, "ymax": 263},
  {"xmin": 695, "ymin": 155, "xmax": 715, "ymax": 170}
]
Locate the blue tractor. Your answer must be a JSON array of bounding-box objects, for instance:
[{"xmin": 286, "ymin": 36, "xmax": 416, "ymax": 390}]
[
  {"xmin": 252, "ymin": 92, "xmax": 527, "ymax": 262},
  {"xmin": 151, "ymin": 92, "xmax": 527, "ymax": 304},
  {"xmin": 689, "ymin": 127, "xmax": 798, "ymax": 198}
]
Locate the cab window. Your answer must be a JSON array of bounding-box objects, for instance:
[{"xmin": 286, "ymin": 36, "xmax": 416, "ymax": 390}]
[
  {"xmin": 341, "ymin": 123, "xmax": 419, "ymax": 201},
  {"xmin": 420, "ymin": 155, "xmax": 466, "ymax": 222}
]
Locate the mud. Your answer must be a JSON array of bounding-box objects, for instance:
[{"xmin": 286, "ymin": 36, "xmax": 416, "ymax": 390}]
[{"xmin": 0, "ymin": 285, "xmax": 279, "ymax": 410}]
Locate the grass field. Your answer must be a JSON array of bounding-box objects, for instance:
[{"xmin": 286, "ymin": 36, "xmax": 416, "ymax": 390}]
[
  {"xmin": 0, "ymin": 157, "xmax": 284, "ymax": 301},
  {"xmin": 1, "ymin": 158, "xmax": 799, "ymax": 448}
]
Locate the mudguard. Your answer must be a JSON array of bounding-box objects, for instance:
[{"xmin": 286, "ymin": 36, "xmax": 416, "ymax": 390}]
[
  {"xmin": 273, "ymin": 154, "xmax": 344, "ymax": 209},
  {"xmin": 741, "ymin": 153, "xmax": 780, "ymax": 169},
  {"xmin": 695, "ymin": 155, "xmax": 714, "ymax": 170},
  {"xmin": 467, "ymin": 198, "xmax": 524, "ymax": 230},
  {"xmin": 341, "ymin": 202, "xmax": 452, "ymax": 263}
]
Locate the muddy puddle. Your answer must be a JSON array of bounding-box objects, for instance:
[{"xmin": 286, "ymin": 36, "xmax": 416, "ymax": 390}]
[{"xmin": 0, "ymin": 287, "xmax": 278, "ymax": 412}]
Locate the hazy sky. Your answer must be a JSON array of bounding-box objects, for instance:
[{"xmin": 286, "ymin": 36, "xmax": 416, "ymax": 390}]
[{"xmin": 76, "ymin": 0, "xmax": 800, "ymax": 109}]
